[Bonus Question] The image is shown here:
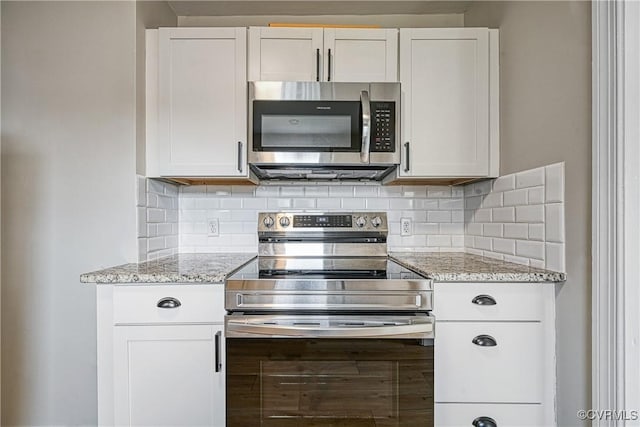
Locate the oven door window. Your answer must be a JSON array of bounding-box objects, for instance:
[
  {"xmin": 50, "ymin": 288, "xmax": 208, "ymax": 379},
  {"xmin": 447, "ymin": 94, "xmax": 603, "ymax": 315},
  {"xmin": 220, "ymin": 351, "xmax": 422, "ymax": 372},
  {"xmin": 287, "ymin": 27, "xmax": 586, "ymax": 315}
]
[
  {"xmin": 226, "ymin": 338, "xmax": 434, "ymax": 427},
  {"xmin": 253, "ymin": 101, "xmax": 362, "ymax": 152}
]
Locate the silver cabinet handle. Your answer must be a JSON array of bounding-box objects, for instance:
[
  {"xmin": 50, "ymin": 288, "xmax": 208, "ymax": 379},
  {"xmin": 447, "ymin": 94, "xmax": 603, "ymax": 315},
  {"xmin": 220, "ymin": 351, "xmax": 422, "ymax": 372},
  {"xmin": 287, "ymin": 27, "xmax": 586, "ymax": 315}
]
[
  {"xmin": 404, "ymin": 141, "xmax": 410, "ymax": 172},
  {"xmin": 237, "ymin": 141, "xmax": 243, "ymax": 173},
  {"xmin": 327, "ymin": 48, "xmax": 332, "ymax": 81},
  {"xmin": 214, "ymin": 331, "xmax": 222, "ymax": 373},
  {"xmin": 360, "ymin": 90, "xmax": 371, "ymax": 163},
  {"xmin": 157, "ymin": 297, "xmax": 181, "ymax": 309},
  {"xmin": 472, "ymin": 294, "xmax": 497, "ymax": 305},
  {"xmin": 316, "ymin": 48, "xmax": 320, "ymax": 81},
  {"xmin": 226, "ymin": 321, "xmax": 433, "ymax": 339},
  {"xmin": 472, "ymin": 334, "xmax": 497, "ymax": 347},
  {"xmin": 473, "ymin": 416, "xmax": 497, "ymax": 427}
]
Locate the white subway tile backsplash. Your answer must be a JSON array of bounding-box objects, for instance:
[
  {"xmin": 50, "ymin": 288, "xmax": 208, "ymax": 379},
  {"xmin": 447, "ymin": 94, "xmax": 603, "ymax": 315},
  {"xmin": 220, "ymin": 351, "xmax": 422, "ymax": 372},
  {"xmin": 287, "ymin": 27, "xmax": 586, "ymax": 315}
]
[
  {"xmin": 242, "ymin": 198, "xmax": 268, "ymax": 210},
  {"xmin": 342, "ymin": 198, "xmax": 366, "ymax": 209},
  {"xmin": 545, "ymin": 204, "xmax": 565, "ymax": 243},
  {"xmin": 503, "ymin": 189, "xmax": 528, "ymax": 206},
  {"xmin": 305, "ymin": 186, "xmax": 329, "ymax": 198},
  {"xmin": 293, "ymin": 198, "xmax": 316, "ymax": 209},
  {"xmin": 267, "ymin": 198, "xmax": 292, "ymax": 209},
  {"xmin": 504, "ymin": 255, "xmax": 530, "ymax": 266},
  {"xmin": 492, "ymin": 207, "xmax": 515, "ymax": 223},
  {"xmin": 354, "ymin": 186, "xmax": 379, "ymax": 197},
  {"xmin": 482, "ymin": 192, "xmax": 503, "ymax": 208},
  {"xmin": 379, "ymin": 186, "xmax": 402, "ymax": 198},
  {"xmin": 428, "ymin": 211, "xmax": 451, "ymax": 223},
  {"xmin": 220, "ymin": 198, "xmax": 242, "ymax": 209},
  {"xmin": 207, "ymin": 185, "xmax": 232, "ymax": 196},
  {"xmin": 439, "ymin": 223, "xmax": 464, "ymax": 235},
  {"xmin": 493, "ymin": 238, "xmax": 516, "ymax": 255},
  {"xmin": 366, "ymin": 198, "xmax": 390, "ymax": 210},
  {"xmin": 545, "ymin": 242, "xmax": 565, "ymax": 272},
  {"xmin": 528, "ymin": 187, "xmax": 545, "ymax": 205},
  {"xmin": 255, "ymin": 186, "xmax": 279, "ymax": 197},
  {"xmin": 231, "ymin": 185, "xmax": 255, "ymax": 196},
  {"xmin": 414, "ymin": 223, "xmax": 440, "ymax": 235},
  {"xmin": 439, "ymin": 198, "xmax": 464, "ymax": 210},
  {"xmin": 147, "ymin": 179, "xmax": 166, "ymax": 195},
  {"xmin": 483, "ymin": 223, "xmax": 503, "ymax": 237},
  {"xmin": 415, "ymin": 199, "xmax": 439, "ymax": 210},
  {"xmin": 427, "ymin": 235, "xmax": 451, "ymax": 247},
  {"xmin": 492, "ymin": 174, "xmax": 516, "ymax": 192},
  {"xmin": 516, "ymin": 240, "xmax": 545, "ymax": 260},
  {"xmin": 451, "ymin": 210, "xmax": 464, "ymax": 223},
  {"xmin": 329, "ymin": 186, "xmax": 353, "ymax": 197},
  {"xmin": 466, "ymin": 223, "xmax": 482, "ymax": 236},
  {"xmin": 473, "ymin": 209, "xmax": 492, "ymax": 222},
  {"xmin": 515, "ymin": 167, "xmax": 545, "ymax": 189},
  {"xmin": 475, "ymin": 236, "xmax": 493, "ymax": 251},
  {"xmin": 515, "ymin": 205, "xmax": 544, "ymax": 223},
  {"xmin": 394, "ymin": 198, "xmax": 414, "ymax": 210},
  {"xmin": 316, "ymin": 198, "xmax": 342, "ymax": 209},
  {"xmin": 280, "ymin": 186, "xmax": 305, "ymax": 197},
  {"xmin": 147, "ymin": 208, "xmax": 165, "ymax": 223},
  {"xmin": 528, "ymin": 224, "xmax": 545, "ymax": 241},
  {"xmin": 427, "ymin": 186, "xmax": 451, "ymax": 198},
  {"xmin": 545, "ymin": 162, "xmax": 565, "ymax": 203},
  {"xmin": 504, "ymin": 223, "xmax": 528, "ymax": 239},
  {"xmin": 402, "ymin": 186, "xmax": 427, "ymax": 198},
  {"xmin": 530, "ymin": 260, "xmax": 545, "ymax": 269},
  {"xmin": 465, "ymin": 196, "xmax": 483, "ymax": 210},
  {"xmin": 451, "ymin": 235, "xmax": 465, "ymax": 247}
]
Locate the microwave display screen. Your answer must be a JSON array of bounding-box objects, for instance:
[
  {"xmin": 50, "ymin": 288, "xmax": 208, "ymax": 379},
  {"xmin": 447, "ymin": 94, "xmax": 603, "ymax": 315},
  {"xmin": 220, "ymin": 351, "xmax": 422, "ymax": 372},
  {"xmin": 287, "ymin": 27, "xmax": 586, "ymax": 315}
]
[{"xmin": 261, "ymin": 115, "xmax": 351, "ymax": 148}]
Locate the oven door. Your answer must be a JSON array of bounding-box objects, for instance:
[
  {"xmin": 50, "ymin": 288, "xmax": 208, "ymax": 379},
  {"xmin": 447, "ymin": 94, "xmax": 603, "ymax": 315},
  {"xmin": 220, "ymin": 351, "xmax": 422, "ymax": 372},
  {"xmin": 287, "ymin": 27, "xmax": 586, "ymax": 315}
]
[{"xmin": 225, "ymin": 314, "xmax": 434, "ymax": 427}]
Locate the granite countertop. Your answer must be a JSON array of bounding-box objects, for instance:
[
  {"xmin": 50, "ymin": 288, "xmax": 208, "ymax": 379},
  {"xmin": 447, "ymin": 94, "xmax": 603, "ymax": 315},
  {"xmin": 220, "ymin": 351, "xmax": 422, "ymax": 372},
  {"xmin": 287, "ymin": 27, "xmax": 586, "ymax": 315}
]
[
  {"xmin": 80, "ymin": 253, "xmax": 256, "ymax": 284},
  {"xmin": 389, "ymin": 252, "xmax": 566, "ymax": 282}
]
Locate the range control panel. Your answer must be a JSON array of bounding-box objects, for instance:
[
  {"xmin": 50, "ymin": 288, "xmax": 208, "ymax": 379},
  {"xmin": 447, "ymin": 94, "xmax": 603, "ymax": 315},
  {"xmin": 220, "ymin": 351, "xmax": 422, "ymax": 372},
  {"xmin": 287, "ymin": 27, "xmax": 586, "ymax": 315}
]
[
  {"xmin": 370, "ymin": 102, "xmax": 396, "ymax": 153},
  {"xmin": 258, "ymin": 212, "xmax": 388, "ymax": 233}
]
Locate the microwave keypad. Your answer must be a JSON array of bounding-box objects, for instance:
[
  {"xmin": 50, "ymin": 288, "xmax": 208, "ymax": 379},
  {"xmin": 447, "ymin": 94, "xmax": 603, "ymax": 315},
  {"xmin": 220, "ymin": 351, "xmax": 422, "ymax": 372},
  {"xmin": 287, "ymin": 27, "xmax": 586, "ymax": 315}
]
[{"xmin": 371, "ymin": 102, "xmax": 395, "ymax": 152}]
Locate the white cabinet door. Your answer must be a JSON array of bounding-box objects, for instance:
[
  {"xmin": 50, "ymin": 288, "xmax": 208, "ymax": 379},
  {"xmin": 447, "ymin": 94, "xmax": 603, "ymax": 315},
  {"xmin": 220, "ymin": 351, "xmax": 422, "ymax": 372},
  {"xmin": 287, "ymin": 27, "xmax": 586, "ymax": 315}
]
[
  {"xmin": 114, "ymin": 325, "xmax": 225, "ymax": 427},
  {"xmin": 158, "ymin": 28, "xmax": 247, "ymax": 177},
  {"xmin": 323, "ymin": 28, "xmax": 398, "ymax": 82},
  {"xmin": 400, "ymin": 28, "xmax": 490, "ymax": 177},
  {"xmin": 248, "ymin": 27, "xmax": 324, "ymax": 81}
]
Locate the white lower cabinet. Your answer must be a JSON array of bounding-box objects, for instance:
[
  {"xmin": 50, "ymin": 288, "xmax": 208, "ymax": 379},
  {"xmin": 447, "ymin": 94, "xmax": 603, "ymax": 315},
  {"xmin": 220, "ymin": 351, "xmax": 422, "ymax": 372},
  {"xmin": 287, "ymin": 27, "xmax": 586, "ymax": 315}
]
[
  {"xmin": 434, "ymin": 282, "xmax": 557, "ymax": 427},
  {"xmin": 436, "ymin": 403, "xmax": 546, "ymax": 427},
  {"xmin": 98, "ymin": 285, "xmax": 226, "ymax": 427},
  {"xmin": 114, "ymin": 325, "xmax": 225, "ymax": 427}
]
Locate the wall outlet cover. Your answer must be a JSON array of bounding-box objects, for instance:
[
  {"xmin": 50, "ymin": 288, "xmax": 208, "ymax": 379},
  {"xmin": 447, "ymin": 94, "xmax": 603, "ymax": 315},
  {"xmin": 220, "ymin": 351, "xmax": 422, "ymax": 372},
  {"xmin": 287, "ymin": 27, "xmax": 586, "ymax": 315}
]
[
  {"xmin": 401, "ymin": 218, "xmax": 412, "ymax": 236},
  {"xmin": 208, "ymin": 218, "xmax": 219, "ymax": 237}
]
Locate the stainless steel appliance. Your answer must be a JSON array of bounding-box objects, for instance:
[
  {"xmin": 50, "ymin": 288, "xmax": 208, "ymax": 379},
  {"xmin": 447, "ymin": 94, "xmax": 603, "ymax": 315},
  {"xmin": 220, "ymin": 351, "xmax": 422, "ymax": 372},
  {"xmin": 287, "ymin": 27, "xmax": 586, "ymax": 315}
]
[
  {"xmin": 225, "ymin": 212, "xmax": 434, "ymax": 426},
  {"xmin": 249, "ymin": 82, "xmax": 400, "ymax": 181}
]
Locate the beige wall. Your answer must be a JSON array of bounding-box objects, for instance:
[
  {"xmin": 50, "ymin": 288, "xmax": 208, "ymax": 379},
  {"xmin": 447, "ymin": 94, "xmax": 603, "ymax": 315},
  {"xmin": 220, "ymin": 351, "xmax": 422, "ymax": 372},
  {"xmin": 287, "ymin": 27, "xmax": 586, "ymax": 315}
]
[
  {"xmin": 465, "ymin": 2, "xmax": 592, "ymax": 425},
  {"xmin": 178, "ymin": 13, "xmax": 463, "ymax": 27},
  {"xmin": 2, "ymin": 1, "xmax": 135, "ymax": 424},
  {"xmin": 136, "ymin": 2, "xmax": 177, "ymax": 175}
]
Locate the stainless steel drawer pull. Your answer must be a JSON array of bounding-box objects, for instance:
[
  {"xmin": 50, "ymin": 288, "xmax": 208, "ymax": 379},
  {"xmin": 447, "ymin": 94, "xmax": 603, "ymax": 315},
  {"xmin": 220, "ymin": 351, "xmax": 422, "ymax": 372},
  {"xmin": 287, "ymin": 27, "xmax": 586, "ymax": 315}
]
[
  {"xmin": 472, "ymin": 334, "xmax": 497, "ymax": 347},
  {"xmin": 473, "ymin": 416, "xmax": 497, "ymax": 427},
  {"xmin": 157, "ymin": 297, "xmax": 181, "ymax": 309},
  {"xmin": 214, "ymin": 331, "xmax": 222, "ymax": 373},
  {"xmin": 471, "ymin": 294, "xmax": 497, "ymax": 305}
]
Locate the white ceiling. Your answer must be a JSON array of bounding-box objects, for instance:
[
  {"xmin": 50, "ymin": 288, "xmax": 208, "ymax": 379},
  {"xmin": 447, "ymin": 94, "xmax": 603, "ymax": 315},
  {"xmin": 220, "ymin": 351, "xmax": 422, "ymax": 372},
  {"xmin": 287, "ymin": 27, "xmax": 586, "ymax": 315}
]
[{"xmin": 167, "ymin": 1, "xmax": 472, "ymax": 17}]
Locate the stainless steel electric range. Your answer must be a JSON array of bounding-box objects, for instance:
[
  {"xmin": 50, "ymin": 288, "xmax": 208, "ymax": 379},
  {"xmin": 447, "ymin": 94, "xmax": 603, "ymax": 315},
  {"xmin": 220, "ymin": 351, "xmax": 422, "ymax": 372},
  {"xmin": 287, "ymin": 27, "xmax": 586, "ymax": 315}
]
[{"xmin": 225, "ymin": 212, "xmax": 434, "ymax": 427}]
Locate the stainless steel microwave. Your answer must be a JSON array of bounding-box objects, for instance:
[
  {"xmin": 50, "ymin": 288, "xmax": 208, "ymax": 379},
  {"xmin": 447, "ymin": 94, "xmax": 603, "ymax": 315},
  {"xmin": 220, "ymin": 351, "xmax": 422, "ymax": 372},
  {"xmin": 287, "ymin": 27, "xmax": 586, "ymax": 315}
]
[{"xmin": 248, "ymin": 81, "xmax": 400, "ymax": 181}]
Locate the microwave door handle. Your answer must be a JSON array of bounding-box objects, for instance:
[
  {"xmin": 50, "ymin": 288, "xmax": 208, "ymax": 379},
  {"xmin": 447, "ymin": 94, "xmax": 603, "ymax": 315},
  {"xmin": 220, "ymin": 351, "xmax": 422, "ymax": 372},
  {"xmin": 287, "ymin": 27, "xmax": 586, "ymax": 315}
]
[{"xmin": 360, "ymin": 90, "xmax": 371, "ymax": 163}]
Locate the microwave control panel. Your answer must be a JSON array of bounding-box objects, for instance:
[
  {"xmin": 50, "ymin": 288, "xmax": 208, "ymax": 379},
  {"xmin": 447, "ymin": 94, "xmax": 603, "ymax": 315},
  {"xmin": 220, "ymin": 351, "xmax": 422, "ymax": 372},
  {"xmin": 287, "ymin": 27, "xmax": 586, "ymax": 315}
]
[{"xmin": 370, "ymin": 102, "xmax": 396, "ymax": 153}]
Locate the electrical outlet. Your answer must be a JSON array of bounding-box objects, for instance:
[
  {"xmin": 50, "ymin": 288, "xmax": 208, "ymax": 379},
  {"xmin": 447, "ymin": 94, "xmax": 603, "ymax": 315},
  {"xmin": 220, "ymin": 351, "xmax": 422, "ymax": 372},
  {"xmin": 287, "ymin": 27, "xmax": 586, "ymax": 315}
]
[
  {"xmin": 207, "ymin": 218, "xmax": 219, "ymax": 237},
  {"xmin": 401, "ymin": 218, "xmax": 412, "ymax": 236}
]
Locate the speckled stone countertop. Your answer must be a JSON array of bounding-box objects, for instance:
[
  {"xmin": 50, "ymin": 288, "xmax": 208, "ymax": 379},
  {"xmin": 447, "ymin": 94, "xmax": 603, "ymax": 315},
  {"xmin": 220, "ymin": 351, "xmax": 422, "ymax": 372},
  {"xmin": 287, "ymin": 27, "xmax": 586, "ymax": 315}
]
[
  {"xmin": 389, "ymin": 252, "xmax": 566, "ymax": 282},
  {"xmin": 80, "ymin": 253, "xmax": 256, "ymax": 284}
]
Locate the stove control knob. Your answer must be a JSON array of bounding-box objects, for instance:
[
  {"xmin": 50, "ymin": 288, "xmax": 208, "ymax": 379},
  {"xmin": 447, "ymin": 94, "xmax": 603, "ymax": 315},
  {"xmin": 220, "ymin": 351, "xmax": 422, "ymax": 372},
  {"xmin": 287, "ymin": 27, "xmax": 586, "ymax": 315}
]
[
  {"xmin": 371, "ymin": 216, "xmax": 383, "ymax": 228},
  {"xmin": 279, "ymin": 216, "xmax": 291, "ymax": 227},
  {"xmin": 263, "ymin": 216, "xmax": 275, "ymax": 228},
  {"xmin": 355, "ymin": 216, "xmax": 367, "ymax": 228}
]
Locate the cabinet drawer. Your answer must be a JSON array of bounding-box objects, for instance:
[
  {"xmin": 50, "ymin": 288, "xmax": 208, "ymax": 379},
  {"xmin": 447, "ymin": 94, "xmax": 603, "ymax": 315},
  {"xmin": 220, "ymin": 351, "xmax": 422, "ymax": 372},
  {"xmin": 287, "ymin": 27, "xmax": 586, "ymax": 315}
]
[
  {"xmin": 113, "ymin": 285, "xmax": 225, "ymax": 325},
  {"xmin": 434, "ymin": 283, "xmax": 544, "ymax": 321},
  {"xmin": 435, "ymin": 322, "xmax": 544, "ymax": 403},
  {"xmin": 436, "ymin": 403, "xmax": 548, "ymax": 427}
]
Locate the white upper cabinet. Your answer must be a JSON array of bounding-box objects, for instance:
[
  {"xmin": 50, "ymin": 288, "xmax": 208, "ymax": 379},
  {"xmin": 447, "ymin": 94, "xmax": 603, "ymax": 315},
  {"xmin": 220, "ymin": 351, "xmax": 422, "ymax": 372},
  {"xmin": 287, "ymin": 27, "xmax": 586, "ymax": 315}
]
[
  {"xmin": 398, "ymin": 28, "xmax": 499, "ymax": 179},
  {"xmin": 152, "ymin": 28, "xmax": 248, "ymax": 177},
  {"xmin": 249, "ymin": 27, "xmax": 398, "ymax": 82}
]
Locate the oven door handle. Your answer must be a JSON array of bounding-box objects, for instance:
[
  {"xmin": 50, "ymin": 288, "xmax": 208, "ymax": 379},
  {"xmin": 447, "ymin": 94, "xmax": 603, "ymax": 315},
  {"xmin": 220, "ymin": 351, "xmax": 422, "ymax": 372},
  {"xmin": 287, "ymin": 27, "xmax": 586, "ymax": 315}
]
[
  {"xmin": 360, "ymin": 90, "xmax": 371, "ymax": 163},
  {"xmin": 226, "ymin": 318, "xmax": 434, "ymax": 339}
]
